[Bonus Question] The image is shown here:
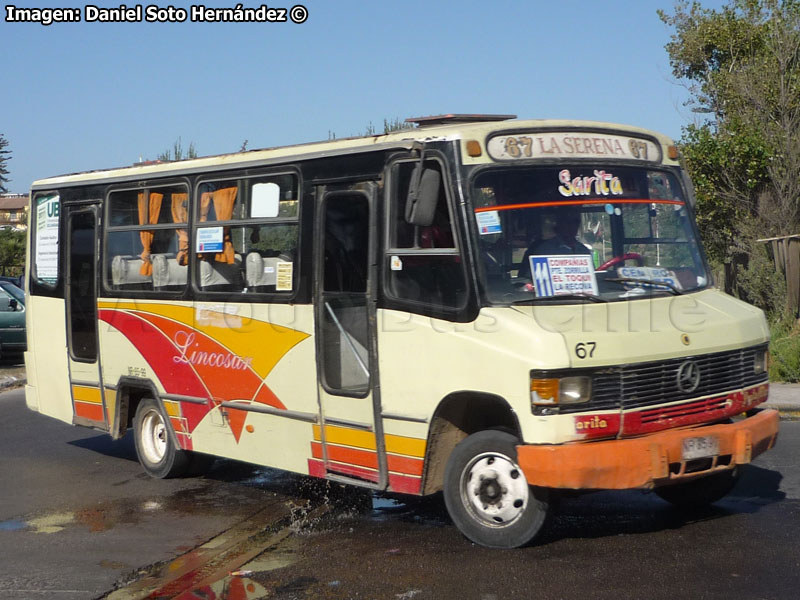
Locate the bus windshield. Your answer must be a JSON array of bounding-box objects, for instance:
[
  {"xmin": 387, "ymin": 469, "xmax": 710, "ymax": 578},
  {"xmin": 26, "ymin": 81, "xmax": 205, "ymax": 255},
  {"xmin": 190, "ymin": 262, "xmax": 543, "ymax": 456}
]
[{"xmin": 471, "ymin": 165, "xmax": 709, "ymax": 304}]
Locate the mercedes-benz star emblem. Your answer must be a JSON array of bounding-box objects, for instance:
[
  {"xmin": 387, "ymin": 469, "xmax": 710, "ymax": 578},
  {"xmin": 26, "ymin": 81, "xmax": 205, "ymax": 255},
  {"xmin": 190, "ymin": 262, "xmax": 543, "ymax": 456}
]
[{"xmin": 676, "ymin": 360, "xmax": 701, "ymax": 394}]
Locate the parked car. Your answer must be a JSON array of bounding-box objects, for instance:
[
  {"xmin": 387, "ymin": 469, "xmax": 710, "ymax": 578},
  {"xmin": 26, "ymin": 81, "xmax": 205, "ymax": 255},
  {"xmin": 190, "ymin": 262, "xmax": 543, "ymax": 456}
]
[
  {"xmin": 0, "ymin": 282, "xmax": 25, "ymax": 356},
  {"xmin": 0, "ymin": 275, "xmax": 23, "ymax": 289}
]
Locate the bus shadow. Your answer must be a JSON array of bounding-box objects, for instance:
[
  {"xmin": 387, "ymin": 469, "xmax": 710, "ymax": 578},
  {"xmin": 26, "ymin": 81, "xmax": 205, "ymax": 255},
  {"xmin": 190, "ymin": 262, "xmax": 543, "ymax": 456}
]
[
  {"xmin": 353, "ymin": 464, "xmax": 786, "ymax": 544},
  {"xmin": 537, "ymin": 464, "xmax": 785, "ymax": 543},
  {"xmin": 67, "ymin": 431, "xmax": 139, "ymax": 462}
]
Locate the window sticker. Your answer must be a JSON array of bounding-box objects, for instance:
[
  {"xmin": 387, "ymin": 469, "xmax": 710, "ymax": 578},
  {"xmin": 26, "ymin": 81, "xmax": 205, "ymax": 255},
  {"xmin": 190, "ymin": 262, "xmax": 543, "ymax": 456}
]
[
  {"xmin": 476, "ymin": 210, "xmax": 502, "ymax": 235},
  {"xmin": 617, "ymin": 266, "xmax": 682, "ymax": 290},
  {"xmin": 530, "ymin": 255, "xmax": 598, "ymax": 297},
  {"xmin": 390, "ymin": 255, "xmax": 403, "ymax": 271},
  {"xmin": 251, "ymin": 182, "xmax": 280, "ymax": 218},
  {"xmin": 35, "ymin": 194, "xmax": 60, "ymax": 284},
  {"xmin": 276, "ymin": 261, "xmax": 293, "ymax": 291},
  {"xmin": 196, "ymin": 226, "xmax": 224, "ymax": 253}
]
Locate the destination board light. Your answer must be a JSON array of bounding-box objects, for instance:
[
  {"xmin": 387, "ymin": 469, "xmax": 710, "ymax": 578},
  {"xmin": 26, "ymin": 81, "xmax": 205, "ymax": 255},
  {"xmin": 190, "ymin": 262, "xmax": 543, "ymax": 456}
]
[{"xmin": 466, "ymin": 140, "xmax": 482, "ymax": 157}]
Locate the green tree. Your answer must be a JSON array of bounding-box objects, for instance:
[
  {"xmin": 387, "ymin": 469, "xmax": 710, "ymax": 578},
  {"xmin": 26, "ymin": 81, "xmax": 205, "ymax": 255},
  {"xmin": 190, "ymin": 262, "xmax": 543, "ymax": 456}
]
[
  {"xmin": 0, "ymin": 134, "xmax": 11, "ymax": 194},
  {"xmin": 158, "ymin": 137, "xmax": 198, "ymax": 161},
  {"xmin": 0, "ymin": 229, "xmax": 25, "ymax": 275},
  {"xmin": 660, "ymin": 0, "xmax": 800, "ymax": 314}
]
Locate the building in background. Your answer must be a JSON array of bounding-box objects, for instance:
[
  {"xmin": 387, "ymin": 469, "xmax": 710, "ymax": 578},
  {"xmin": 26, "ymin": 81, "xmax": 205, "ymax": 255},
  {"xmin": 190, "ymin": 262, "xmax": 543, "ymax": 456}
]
[{"xmin": 0, "ymin": 194, "xmax": 29, "ymax": 230}]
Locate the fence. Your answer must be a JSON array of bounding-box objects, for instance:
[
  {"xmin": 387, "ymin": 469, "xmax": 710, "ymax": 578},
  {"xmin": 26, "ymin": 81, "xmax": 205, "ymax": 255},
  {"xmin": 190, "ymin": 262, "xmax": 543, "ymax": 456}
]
[{"xmin": 761, "ymin": 234, "xmax": 800, "ymax": 316}]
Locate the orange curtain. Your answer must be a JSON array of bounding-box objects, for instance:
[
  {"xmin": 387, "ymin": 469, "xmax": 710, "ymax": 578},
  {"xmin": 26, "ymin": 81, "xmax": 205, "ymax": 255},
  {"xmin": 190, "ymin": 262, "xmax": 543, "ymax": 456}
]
[
  {"xmin": 138, "ymin": 192, "xmax": 163, "ymax": 276},
  {"xmin": 171, "ymin": 193, "xmax": 189, "ymax": 266},
  {"xmin": 198, "ymin": 186, "xmax": 237, "ymax": 263},
  {"xmin": 199, "ymin": 192, "xmax": 212, "ymax": 222}
]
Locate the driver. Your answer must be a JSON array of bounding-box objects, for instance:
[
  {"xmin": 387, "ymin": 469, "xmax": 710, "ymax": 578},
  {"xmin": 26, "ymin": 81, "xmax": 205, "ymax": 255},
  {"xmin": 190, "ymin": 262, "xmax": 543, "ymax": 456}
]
[
  {"xmin": 533, "ymin": 208, "xmax": 591, "ymax": 255},
  {"xmin": 518, "ymin": 207, "xmax": 591, "ymax": 281}
]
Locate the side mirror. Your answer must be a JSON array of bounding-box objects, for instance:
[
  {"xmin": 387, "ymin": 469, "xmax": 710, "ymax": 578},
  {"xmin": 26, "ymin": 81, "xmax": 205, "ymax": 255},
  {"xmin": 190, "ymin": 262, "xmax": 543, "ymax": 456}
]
[
  {"xmin": 9, "ymin": 299, "xmax": 18, "ymax": 311},
  {"xmin": 405, "ymin": 167, "xmax": 441, "ymax": 227}
]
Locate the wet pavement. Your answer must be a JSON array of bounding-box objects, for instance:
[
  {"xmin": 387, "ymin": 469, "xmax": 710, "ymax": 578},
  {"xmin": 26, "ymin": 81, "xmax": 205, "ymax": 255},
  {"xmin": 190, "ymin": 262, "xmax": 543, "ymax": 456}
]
[
  {"xmin": 0, "ymin": 387, "xmax": 316, "ymax": 599},
  {"xmin": 193, "ymin": 459, "xmax": 799, "ymax": 600},
  {"xmin": 99, "ymin": 441, "xmax": 800, "ymax": 600}
]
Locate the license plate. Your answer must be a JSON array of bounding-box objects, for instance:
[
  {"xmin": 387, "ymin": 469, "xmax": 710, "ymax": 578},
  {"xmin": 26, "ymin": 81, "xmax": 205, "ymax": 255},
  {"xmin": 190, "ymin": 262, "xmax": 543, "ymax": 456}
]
[{"xmin": 682, "ymin": 435, "xmax": 719, "ymax": 460}]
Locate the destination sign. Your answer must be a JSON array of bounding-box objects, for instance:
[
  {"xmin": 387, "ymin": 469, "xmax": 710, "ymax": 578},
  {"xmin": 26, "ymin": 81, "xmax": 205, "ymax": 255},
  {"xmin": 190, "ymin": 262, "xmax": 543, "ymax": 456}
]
[{"xmin": 487, "ymin": 132, "xmax": 661, "ymax": 162}]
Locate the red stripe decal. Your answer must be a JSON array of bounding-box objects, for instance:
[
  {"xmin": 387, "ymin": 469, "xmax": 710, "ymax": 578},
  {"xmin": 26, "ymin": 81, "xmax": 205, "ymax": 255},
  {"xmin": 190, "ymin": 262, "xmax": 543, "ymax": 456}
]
[
  {"xmin": 388, "ymin": 454, "xmax": 425, "ymax": 477},
  {"xmin": 389, "ymin": 473, "xmax": 422, "ymax": 495},
  {"xmin": 308, "ymin": 459, "xmax": 326, "ymax": 479},
  {"xmin": 75, "ymin": 402, "xmax": 104, "ymax": 422}
]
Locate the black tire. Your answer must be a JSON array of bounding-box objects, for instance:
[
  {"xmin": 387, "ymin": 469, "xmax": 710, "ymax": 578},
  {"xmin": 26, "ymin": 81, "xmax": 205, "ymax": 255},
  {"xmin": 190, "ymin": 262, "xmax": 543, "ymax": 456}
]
[
  {"xmin": 655, "ymin": 468, "xmax": 740, "ymax": 509},
  {"xmin": 133, "ymin": 398, "xmax": 190, "ymax": 478},
  {"xmin": 443, "ymin": 430, "xmax": 549, "ymax": 548}
]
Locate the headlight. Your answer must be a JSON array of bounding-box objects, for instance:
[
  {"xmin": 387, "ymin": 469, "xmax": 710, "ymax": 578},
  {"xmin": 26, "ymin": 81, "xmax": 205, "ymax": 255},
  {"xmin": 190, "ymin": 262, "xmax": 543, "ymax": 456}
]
[
  {"xmin": 530, "ymin": 375, "xmax": 592, "ymax": 406},
  {"xmin": 754, "ymin": 349, "xmax": 768, "ymax": 375}
]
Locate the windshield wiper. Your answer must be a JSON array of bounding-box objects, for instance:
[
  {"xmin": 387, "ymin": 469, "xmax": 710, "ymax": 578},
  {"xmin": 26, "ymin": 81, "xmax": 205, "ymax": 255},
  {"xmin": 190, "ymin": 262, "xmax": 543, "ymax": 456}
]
[
  {"xmin": 513, "ymin": 293, "xmax": 608, "ymax": 304},
  {"xmin": 605, "ymin": 277, "xmax": 682, "ymax": 295}
]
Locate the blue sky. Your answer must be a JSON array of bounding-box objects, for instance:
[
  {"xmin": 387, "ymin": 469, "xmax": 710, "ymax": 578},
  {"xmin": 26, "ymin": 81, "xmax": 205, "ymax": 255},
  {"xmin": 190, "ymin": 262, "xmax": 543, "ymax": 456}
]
[{"xmin": 1, "ymin": 0, "xmax": 725, "ymax": 194}]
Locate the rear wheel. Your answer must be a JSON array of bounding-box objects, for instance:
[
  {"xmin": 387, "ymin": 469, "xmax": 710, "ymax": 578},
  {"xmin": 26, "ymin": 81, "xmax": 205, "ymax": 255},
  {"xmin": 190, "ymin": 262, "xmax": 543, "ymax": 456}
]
[
  {"xmin": 443, "ymin": 430, "xmax": 548, "ymax": 548},
  {"xmin": 133, "ymin": 398, "xmax": 190, "ymax": 478},
  {"xmin": 655, "ymin": 468, "xmax": 740, "ymax": 509}
]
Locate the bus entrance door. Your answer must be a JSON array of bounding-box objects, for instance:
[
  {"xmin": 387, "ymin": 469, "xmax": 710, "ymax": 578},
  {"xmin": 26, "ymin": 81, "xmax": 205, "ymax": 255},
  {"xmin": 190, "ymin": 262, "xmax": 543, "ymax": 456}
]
[
  {"xmin": 314, "ymin": 183, "xmax": 387, "ymax": 489},
  {"xmin": 65, "ymin": 204, "xmax": 108, "ymax": 431}
]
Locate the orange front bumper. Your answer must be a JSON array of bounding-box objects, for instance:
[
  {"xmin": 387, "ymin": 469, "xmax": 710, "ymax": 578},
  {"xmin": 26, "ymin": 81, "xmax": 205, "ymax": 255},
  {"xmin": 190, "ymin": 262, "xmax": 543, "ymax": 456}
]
[{"xmin": 516, "ymin": 409, "xmax": 779, "ymax": 490}]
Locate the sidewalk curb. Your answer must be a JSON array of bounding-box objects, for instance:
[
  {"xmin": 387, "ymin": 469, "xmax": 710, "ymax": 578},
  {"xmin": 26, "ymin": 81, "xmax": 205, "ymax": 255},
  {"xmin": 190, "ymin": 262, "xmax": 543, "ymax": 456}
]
[
  {"xmin": 763, "ymin": 403, "xmax": 800, "ymax": 420},
  {"xmin": 0, "ymin": 376, "xmax": 25, "ymax": 390}
]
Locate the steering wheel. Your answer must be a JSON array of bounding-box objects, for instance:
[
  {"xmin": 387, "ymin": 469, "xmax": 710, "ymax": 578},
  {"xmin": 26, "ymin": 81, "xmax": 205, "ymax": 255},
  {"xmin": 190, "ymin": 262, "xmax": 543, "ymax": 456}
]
[
  {"xmin": 507, "ymin": 276, "xmax": 534, "ymax": 292},
  {"xmin": 597, "ymin": 252, "xmax": 644, "ymax": 271}
]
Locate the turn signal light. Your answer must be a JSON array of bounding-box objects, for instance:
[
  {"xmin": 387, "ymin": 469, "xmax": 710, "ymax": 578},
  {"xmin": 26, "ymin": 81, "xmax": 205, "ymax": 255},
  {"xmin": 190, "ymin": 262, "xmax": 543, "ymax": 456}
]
[{"xmin": 531, "ymin": 378, "xmax": 559, "ymax": 405}]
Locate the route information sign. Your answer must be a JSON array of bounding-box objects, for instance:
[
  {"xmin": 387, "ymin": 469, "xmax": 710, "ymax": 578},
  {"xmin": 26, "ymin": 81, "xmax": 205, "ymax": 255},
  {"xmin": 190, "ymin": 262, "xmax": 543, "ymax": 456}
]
[{"xmin": 530, "ymin": 255, "xmax": 598, "ymax": 297}]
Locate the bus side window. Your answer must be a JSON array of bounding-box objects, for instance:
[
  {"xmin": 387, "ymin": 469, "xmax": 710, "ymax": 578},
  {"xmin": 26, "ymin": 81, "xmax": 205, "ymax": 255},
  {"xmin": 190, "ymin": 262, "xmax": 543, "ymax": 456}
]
[
  {"xmin": 385, "ymin": 160, "xmax": 467, "ymax": 311},
  {"xmin": 106, "ymin": 186, "xmax": 188, "ymax": 291},
  {"xmin": 195, "ymin": 174, "xmax": 299, "ymax": 294}
]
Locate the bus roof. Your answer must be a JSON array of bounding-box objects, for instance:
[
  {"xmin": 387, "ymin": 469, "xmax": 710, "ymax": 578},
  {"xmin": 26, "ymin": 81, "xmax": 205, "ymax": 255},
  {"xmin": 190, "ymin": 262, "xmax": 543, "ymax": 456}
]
[{"xmin": 31, "ymin": 117, "xmax": 677, "ymax": 190}]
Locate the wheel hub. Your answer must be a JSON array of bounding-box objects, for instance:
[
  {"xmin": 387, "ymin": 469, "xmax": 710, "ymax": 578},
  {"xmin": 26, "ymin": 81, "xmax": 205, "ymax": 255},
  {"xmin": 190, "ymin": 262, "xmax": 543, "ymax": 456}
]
[
  {"xmin": 141, "ymin": 410, "xmax": 167, "ymax": 464},
  {"xmin": 462, "ymin": 452, "xmax": 529, "ymax": 527}
]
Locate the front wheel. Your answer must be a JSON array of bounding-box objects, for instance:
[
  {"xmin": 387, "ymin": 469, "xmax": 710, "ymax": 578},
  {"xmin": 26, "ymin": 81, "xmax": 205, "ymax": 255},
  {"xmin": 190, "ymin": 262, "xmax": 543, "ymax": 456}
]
[
  {"xmin": 654, "ymin": 468, "xmax": 740, "ymax": 509},
  {"xmin": 443, "ymin": 430, "xmax": 549, "ymax": 548},
  {"xmin": 133, "ymin": 398, "xmax": 190, "ymax": 478}
]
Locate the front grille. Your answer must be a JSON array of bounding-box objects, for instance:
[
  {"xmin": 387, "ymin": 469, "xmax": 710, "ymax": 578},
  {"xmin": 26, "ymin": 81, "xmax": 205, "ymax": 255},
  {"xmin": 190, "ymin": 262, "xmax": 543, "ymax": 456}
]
[{"xmin": 559, "ymin": 344, "xmax": 768, "ymax": 414}]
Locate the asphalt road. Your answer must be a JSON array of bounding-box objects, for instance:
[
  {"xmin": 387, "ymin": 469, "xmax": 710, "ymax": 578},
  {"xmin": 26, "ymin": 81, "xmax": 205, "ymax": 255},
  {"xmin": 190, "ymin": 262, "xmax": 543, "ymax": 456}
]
[
  {"xmin": 2, "ymin": 385, "xmax": 799, "ymax": 600},
  {"xmin": 0, "ymin": 388, "xmax": 308, "ymax": 599}
]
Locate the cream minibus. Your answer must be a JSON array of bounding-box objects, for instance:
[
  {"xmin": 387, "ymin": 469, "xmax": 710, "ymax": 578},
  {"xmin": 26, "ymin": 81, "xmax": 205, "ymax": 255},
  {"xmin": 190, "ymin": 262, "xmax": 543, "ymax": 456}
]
[{"xmin": 24, "ymin": 115, "xmax": 778, "ymax": 548}]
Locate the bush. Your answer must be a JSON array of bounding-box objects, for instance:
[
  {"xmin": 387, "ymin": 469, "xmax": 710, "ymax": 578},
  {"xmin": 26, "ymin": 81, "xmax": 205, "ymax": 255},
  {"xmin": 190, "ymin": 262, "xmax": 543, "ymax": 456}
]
[{"xmin": 769, "ymin": 314, "xmax": 800, "ymax": 382}]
